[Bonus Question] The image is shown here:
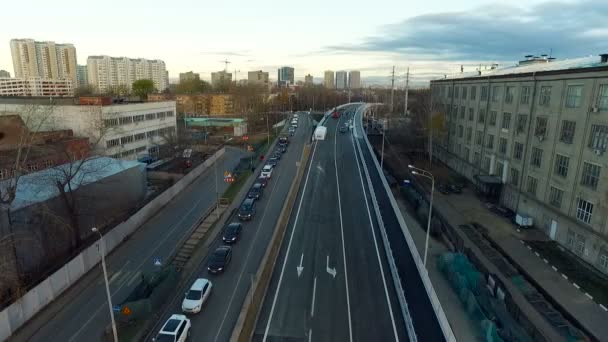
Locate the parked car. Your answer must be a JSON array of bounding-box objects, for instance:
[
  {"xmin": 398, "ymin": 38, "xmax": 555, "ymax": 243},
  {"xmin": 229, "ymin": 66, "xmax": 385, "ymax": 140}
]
[
  {"xmin": 278, "ymin": 145, "xmax": 287, "ymax": 153},
  {"xmin": 272, "ymin": 151, "xmax": 282, "ymax": 160},
  {"xmin": 486, "ymin": 203, "xmax": 515, "ymax": 219},
  {"xmin": 222, "ymin": 222, "xmax": 242, "ymax": 244},
  {"xmin": 438, "ymin": 184, "xmax": 451, "ymax": 194},
  {"xmin": 279, "ymin": 136, "xmax": 289, "ymax": 145},
  {"xmin": 181, "ymin": 278, "xmax": 212, "ymax": 314},
  {"xmin": 260, "ymin": 164, "xmax": 274, "ymax": 178},
  {"xmin": 339, "ymin": 125, "xmax": 348, "ymax": 133},
  {"xmin": 267, "ymin": 157, "xmax": 278, "ymax": 166},
  {"xmin": 238, "ymin": 198, "xmax": 257, "ymax": 220},
  {"xmin": 154, "ymin": 314, "xmax": 191, "ymax": 341},
  {"xmin": 447, "ymin": 184, "xmax": 463, "ymax": 194},
  {"xmin": 256, "ymin": 177, "xmax": 268, "ymax": 188},
  {"xmin": 207, "ymin": 246, "xmax": 232, "ymax": 274},
  {"xmin": 248, "ymin": 183, "xmax": 264, "ymax": 199}
]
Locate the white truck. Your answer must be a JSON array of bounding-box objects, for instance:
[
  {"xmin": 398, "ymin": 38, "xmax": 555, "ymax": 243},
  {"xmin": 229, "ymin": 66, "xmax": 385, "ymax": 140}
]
[{"xmin": 314, "ymin": 126, "xmax": 327, "ymax": 141}]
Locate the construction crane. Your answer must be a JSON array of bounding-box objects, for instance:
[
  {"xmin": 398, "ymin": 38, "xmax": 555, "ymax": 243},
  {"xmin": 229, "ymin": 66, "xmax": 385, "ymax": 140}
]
[{"xmin": 220, "ymin": 59, "xmax": 231, "ymax": 72}]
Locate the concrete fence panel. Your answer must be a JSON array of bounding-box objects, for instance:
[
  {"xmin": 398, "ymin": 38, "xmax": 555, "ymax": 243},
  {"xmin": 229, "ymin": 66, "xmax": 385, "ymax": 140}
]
[
  {"xmin": 0, "ymin": 308, "xmax": 11, "ymax": 341},
  {"xmin": 66, "ymin": 254, "xmax": 85, "ymax": 283},
  {"xmin": 35, "ymin": 279, "xmax": 54, "ymax": 309},
  {"xmin": 48, "ymin": 267, "xmax": 69, "ymax": 298}
]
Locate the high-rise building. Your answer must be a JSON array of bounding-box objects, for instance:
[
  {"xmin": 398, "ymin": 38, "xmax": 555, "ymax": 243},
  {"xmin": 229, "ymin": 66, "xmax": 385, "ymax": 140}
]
[
  {"xmin": 248, "ymin": 70, "xmax": 269, "ymax": 87},
  {"xmin": 431, "ymin": 54, "xmax": 608, "ymax": 275},
  {"xmin": 0, "ymin": 70, "xmax": 10, "ymax": 78},
  {"xmin": 324, "ymin": 70, "xmax": 335, "ymax": 89},
  {"xmin": 304, "ymin": 74, "xmax": 313, "ymax": 85},
  {"xmin": 179, "ymin": 71, "xmax": 200, "ymax": 83},
  {"xmin": 348, "ymin": 71, "xmax": 361, "ymax": 89},
  {"xmin": 76, "ymin": 65, "xmax": 88, "ymax": 88},
  {"xmin": 278, "ymin": 66, "xmax": 294, "ymax": 87},
  {"xmin": 10, "ymin": 39, "xmax": 77, "ymax": 85},
  {"xmin": 335, "ymin": 71, "xmax": 348, "ymax": 89},
  {"xmin": 87, "ymin": 56, "xmax": 169, "ymax": 94},
  {"xmin": 211, "ymin": 71, "xmax": 232, "ymax": 88}
]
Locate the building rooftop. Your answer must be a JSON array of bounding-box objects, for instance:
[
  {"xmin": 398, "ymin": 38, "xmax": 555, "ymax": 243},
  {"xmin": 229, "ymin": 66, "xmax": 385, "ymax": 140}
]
[
  {"xmin": 184, "ymin": 117, "xmax": 245, "ymax": 127},
  {"xmin": 432, "ymin": 55, "xmax": 608, "ymax": 82}
]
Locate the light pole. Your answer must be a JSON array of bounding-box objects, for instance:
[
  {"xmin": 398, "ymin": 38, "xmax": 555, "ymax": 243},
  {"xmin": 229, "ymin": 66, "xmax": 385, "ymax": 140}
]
[
  {"xmin": 380, "ymin": 120, "xmax": 386, "ymax": 169},
  {"xmin": 92, "ymin": 227, "xmax": 118, "ymax": 342},
  {"xmin": 408, "ymin": 165, "xmax": 434, "ymax": 269}
]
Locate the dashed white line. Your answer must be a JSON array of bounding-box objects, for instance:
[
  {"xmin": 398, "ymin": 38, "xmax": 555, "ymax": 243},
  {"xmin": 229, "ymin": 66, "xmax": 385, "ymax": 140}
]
[{"xmin": 311, "ymin": 277, "xmax": 317, "ymax": 317}]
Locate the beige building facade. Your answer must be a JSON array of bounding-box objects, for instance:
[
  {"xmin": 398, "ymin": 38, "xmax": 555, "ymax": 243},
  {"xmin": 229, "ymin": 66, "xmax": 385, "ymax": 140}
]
[
  {"xmin": 87, "ymin": 55, "xmax": 169, "ymax": 94},
  {"xmin": 324, "ymin": 70, "xmax": 335, "ymax": 89},
  {"xmin": 10, "ymin": 39, "xmax": 77, "ymax": 84},
  {"xmin": 248, "ymin": 70, "xmax": 269, "ymax": 87},
  {"xmin": 0, "ymin": 77, "xmax": 74, "ymax": 97}
]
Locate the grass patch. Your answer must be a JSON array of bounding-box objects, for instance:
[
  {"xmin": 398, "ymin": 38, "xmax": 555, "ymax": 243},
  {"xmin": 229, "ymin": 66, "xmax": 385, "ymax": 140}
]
[
  {"xmin": 527, "ymin": 240, "xmax": 608, "ymax": 305},
  {"xmin": 222, "ymin": 169, "xmax": 253, "ymax": 203}
]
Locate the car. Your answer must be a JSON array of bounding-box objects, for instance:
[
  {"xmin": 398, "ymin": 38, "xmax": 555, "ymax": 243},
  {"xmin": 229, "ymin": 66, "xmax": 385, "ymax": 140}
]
[
  {"xmin": 437, "ymin": 184, "xmax": 451, "ymax": 194},
  {"xmin": 222, "ymin": 222, "xmax": 242, "ymax": 243},
  {"xmin": 260, "ymin": 164, "xmax": 274, "ymax": 178},
  {"xmin": 339, "ymin": 125, "xmax": 348, "ymax": 133},
  {"xmin": 154, "ymin": 314, "xmax": 191, "ymax": 342},
  {"xmin": 293, "ymin": 114, "xmax": 299, "ymax": 118},
  {"xmin": 267, "ymin": 157, "xmax": 278, "ymax": 166},
  {"xmin": 238, "ymin": 198, "xmax": 257, "ymax": 220},
  {"xmin": 279, "ymin": 136, "xmax": 289, "ymax": 145},
  {"xmin": 256, "ymin": 177, "xmax": 268, "ymax": 187},
  {"xmin": 278, "ymin": 145, "xmax": 287, "ymax": 153},
  {"xmin": 181, "ymin": 278, "xmax": 212, "ymax": 314},
  {"xmin": 272, "ymin": 151, "xmax": 282, "ymax": 160},
  {"xmin": 248, "ymin": 183, "xmax": 264, "ymax": 199},
  {"xmin": 447, "ymin": 184, "xmax": 463, "ymax": 194},
  {"xmin": 207, "ymin": 246, "xmax": 232, "ymax": 274}
]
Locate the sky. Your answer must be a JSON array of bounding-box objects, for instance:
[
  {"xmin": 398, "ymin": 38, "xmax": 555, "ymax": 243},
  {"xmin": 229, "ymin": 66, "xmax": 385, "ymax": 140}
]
[{"xmin": 2, "ymin": 0, "xmax": 607, "ymax": 86}]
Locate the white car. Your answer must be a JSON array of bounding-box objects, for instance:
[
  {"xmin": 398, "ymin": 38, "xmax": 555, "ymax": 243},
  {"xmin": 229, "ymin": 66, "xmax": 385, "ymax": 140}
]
[
  {"xmin": 293, "ymin": 114, "xmax": 299, "ymax": 118},
  {"xmin": 260, "ymin": 164, "xmax": 274, "ymax": 179},
  {"xmin": 154, "ymin": 314, "xmax": 191, "ymax": 342},
  {"xmin": 182, "ymin": 278, "xmax": 212, "ymax": 314}
]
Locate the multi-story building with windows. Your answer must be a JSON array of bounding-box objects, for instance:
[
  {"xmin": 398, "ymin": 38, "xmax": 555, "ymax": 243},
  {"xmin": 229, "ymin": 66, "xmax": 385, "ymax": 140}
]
[
  {"xmin": 348, "ymin": 70, "xmax": 361, "ymax": 89},
  {"xmin": 336, "ymin": 70, "xmax": 348, "ymax": 89},
  {"xmin": 0, "ymin": 70, "xmax": 10, "ymax": 78},
  {"xmin": 324, "ymin": 70, "xmax": 335, "ymax": 89},
  {"xmin": 277, "ymin": 66, "xmax": 294, "ymax": 87},
  {"xmin": 211, "ymin": 70, "xmax": 232, "ymax": 88},
  {"xmin": 76, "ymin": 64, "xmax": 88, "ymax": 88},
  {"xmin": 0, "ymin": 96, "xmax": 176, "ymax": 160},
  {"xmin": 86, "ymin": 56, "xmax": 169, "ymax": 94},
  {"xmin": 179, "ymin": 71, "xmax": 200, "ymax": 83},
  {"xmin": 248, "ymin": 70, "xmax": 269, "ymax": 88},
  {"xmin": 10, "ymin": 39, "xmax": 77, "ymax": 85},
  {"xmin": 0, "ymin": 77, "xmax": 74, "ymax": 97},
  {"xmin": 430, "ymin": 54, "xmax": 608, "ymax": 274}
]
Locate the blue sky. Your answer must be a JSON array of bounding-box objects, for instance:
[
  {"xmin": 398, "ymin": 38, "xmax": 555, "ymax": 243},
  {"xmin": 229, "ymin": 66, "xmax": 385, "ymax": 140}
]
[{"xmin": 2, "ymin": 0, "xmax": 606, "ymax": 86}]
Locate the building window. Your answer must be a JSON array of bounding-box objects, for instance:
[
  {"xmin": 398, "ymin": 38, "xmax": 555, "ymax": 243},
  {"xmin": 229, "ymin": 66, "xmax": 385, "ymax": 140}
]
[
  {"xmin": 576, "ymin": 198, "xmax": 593, "ymax": 224},
  {"xmin": 549, "ymin": 186, "xmax": 564, "ymax": 208},
  {"xmin": 473, "ymin": 152, "xmax": 480, "ymax": 166},
  {"xmin": 513, "ymin": 142, "xmax": 524, "ymax": 160},
  {"xmin": 495, "ymin": 161, "xmax": 504, "ymax": 177},
  {"xmin": 559, "ymin": 120, "xmax": 576, "ymax": 144},
  {"xmin": 566, "ymin": 230, "xmax": 575, "ymax": 247},
  {"xmin": 106, "ymin": 138, "xmax": 120, "ymax": 148},
  {"xmin": 531, "ymin": 147, "xmax": 543, "ymax": 167},
  {"xmin": 539, "ymin": 86, "xmax": 552, "ymax": 106},
  {"xmin": 481, "ymin": 86, "xmax": 488, "ymax": 101},
  {"xmin": 463, "ymin": 147, "xmax": 470, "ymax": 161},
  {"xmin": 598, "ymin": 84, "xmax": 608, "ymax": 110},
  {"xmin": 120, "ymin": 135, "xmax": 134, "ymax": 145},
  {"xmin": 145, "ymin": 113, "xmax": 156, "ymax": 120},
  {"xmin": 478, "ymin": 108, "xmax": 486, "ymax": 123},
  {"xmin": 468, "ymin": 108, "xmax": 474, "ymax": 121},
  {"xmin": 588, "ymin": 124, "xmax": 608, "ymax": 150},
  {"xmin": 476, "ymin": 131, "xmax": 483, "ymax": 146},
  {"xmin": 166, "ymin": 110, "xmax": 175, "ymax": 117},
  {"xmin": 133, "ymin": 114, "xmax": 145, "ymax": 122},
  {"xmin": 104, "ymin": 118, "xmax": 119, "ymax": 127},
  {"xmin": 534, "ymin": 117, "xmax": 548, "ymax": 137},
  {"xmin": 526, "ymin": 176, "xmax": 538, "ymax": 196},
  {"xmin": 458, "ymin": 125, "xmax": 464, "ymax": 138},
  {"xmin": 510, "ymin": 168, "xmax": 519, "ymax": 186},
  {"xmin": 146, "ymin": 129, "xmax": 158, "ymax": 138},
  {"xmin": 489, "ymin": 111, "xmax": 497, "ymax": 126},
  {"xmin": 554, "ymin": 154, "xmax": 570, "ymax": 177},
  {"xmin": 454, "ymin": 86, "xmax": 459, "ymax": 99},
  {"xmin": 470, "ymin": 86, "xmax": 477, "ymax": 100},
  {"xmin": 491, "ymin": 86, "xmax": 501, "ymax": 102},
  {"xmin": 119, "ymin": 116, "xmax": 133, "ymax": 125},
  {"xmin": 486, "ymin": 134, "xmax": 494, "ymax": 149},
  {"xmin": 516, "ymin": 114, "xmax": 527, "ymax": 135},
  {"xmin": 599, "ymin": 253, "xmax": 608, "ymax": 272},
  {"xmin": 505, "ymin": 86, "xmax": 515, "ymax": 103},
  {"xmin": 575, "ymin": 234, "xmax": 586, "ymax": 255},
  {"xmin": 462, "ymin": 86, "xmax": 467, "ymax": 100},
  {"xmin": 448, "ymin": 86, "xmax": 453, "ymax": 98},
  {"xmin": 565, "ymin": 85, "xmax": 583, "ymax": 108},
  {"xmin": 452, "ymin": 105, "xmax": 458, "ymax": 119},
  {"xmin": 580, "ymin": 162, "xmax": 601, "ymax": 189},
  {"xmin": 157, "ymin": 112, "xmax": 166, "ymax": 119},
  {"xmin": 135, "ymin": 146, "xmax": 147, "ymax": 153},
  {"xmin": 502, "ymin": 112, "xmax": 511, "ymax": 130},
  {"xmin": 482, "ymin": 156, "xmax": 491, "ymax": 172},
  {"xmin": 134, "ymin": 132, "xmax": 146, "ymax": 141},
  {"xmin": 460, "ymin": 106, "xmax": 465, "ymax": 119},
  {"xmin": 466, "ymin": 127, "xmax": 472, "ymax": 142},
  {"xmin": 520, "ymin": 86, "xmax": 531, "ymax": 104},
  {"xmin": 499, "ymin": 138, "xmax": 508, "ymax": 154}
]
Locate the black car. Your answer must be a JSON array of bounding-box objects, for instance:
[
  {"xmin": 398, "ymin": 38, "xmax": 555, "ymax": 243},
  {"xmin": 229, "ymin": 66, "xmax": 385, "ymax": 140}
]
[
  {"xmin": 278, "ymin": 145, "xmax": 287, "ymax": 153},
  {"xmin": 207, "ymin": 246, "xmax": 232, "ymax": 274},
  {"xmin": 272, "ymin": 151, "xmax": 282, "ymax": 160},
  {"xmin": 222, "ymin": 223, "xmax": 242, "ymax": 244},
  {"xmin": 238, "ymin": 198, "xmax": 256, "ymax": 220},
  {"xmin": 447, "ymin": 184, "xmax": 463, "ymax": 194},
  {"xmin": 438, "ymin": 184, "xmax": 451, "ymax": 194},
  {"xmin": 279, "ymin": 136, "xmax": 289, "ymax": 145},
  {"xmin": 256, "ymin": 177, "xmax": 268, "ymax": 188},
  {"xmin": 267, "ymin": 157, "xmax": 278, "ymax": 166},
  {"xmin": 248, "ymin": 183, "xmax": 264, "ymax": 199}
]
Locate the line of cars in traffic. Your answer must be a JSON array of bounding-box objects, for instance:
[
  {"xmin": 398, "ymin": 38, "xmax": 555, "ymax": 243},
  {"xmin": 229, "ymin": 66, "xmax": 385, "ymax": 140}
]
[{"xmin": 153, "ymin": 118, "xmax": 297, "ymax": 342}]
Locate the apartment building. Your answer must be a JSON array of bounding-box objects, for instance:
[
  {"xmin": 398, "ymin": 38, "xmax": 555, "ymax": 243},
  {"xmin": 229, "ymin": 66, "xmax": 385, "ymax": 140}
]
[
  {"xmin": 10, "ymin": 39, "xmax": 77, "ymax": 84},
  {"xmin": 349, "ymin": 70, "xmax": 361, "ymax": 89},
  {"xmin": 0, "ymin": 77, "xmax": 74, "ymax": 97},
  {"xmin": 179, "ymin": 71, "xmax": 200, "ymax": 83},
  {"xmin": 247, "ymin": 70, "xmax": 269, "ymax": 88},
  {"xmin": 304, "ymin": 74, "xmax": 313, "ymax": 85},
  {"xmin": 0, "ymin": 70, "xmax": 10, "ymax": 78},
  {"xmin": 324, "ymin": 70, "xmax": 335, "ymax": 89},
  {"xmin": 76, "ymin": 65, "xmax": 88, "ymax": 88},
  {"xmin": 0, "ymin": 96, "xmax": 177, "ymax": 160},
  {"xmin": 430, "ymin": 54, "xmax": 608, "ymax": 274},
  {"xmin": 277, "ymin": 66, "xmax": 294, "ymax": 87},
  {"xmin": 336, "ymin": 71, "xmax": 348, "ymax": 89},
  {"xmin": 211, "ymin": 70, "xmax": 232, "ymax": 88},
  {"xmin": 87, "ymin": 56, "xmax": 169, "ymax": 94},
  {"xmin": 176, "ymin": 94, "xmax": 234, "ymax": 116}
]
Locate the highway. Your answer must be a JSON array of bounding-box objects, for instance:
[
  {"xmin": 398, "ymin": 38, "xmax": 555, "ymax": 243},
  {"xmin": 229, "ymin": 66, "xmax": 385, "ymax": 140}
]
[
  {"xmin": 254, "ymin": 104, "xmax": 408, "ymax": 342},
  {"xmin": 13, "ymin": 148, "xmax": 246, "ymax": 342},
  {"xmin": 148, "ymin": 112, "xmax": 313, "ymax": 341}
]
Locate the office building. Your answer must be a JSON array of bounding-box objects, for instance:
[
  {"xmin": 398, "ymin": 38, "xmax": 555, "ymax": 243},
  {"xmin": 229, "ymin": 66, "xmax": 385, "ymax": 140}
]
[
  {"xmin": 10, "ymin": 39, "xmax": 77, "ymax": 85},
  {"xmin": 348, "ymin": 70, "xmax": 361, "ymax": 89},
  {"xmin": 211, "ymin": 70, "xmax": 232, "ymax": 88},
  {"xmin": 0, "ymin": 96, "xmax": 177, "ymax": 160},
  {"xmin": 430, "ymin": 54, "xmax": 608, "ymax": 274},
  {"xmin": 248, "ymin": 70, "xmax": 269, "ymax": 87},
  {"xmin": 304, "ymin": 74, "xmax": 313, "ymax": 85},
  {"xmin": 76, "ymin": 65, "xmax": 88, "ymax": 88},
  {"xmin": 0, "ymin": 77, "xmax": 74, "ymax": 97},
  {"xmin": 324, "ymin": 70, "xmax": 335, "ymax": 89},
  {"xmin": 278, "ymin": 66, "xmax": 294, "ymax": 87},
  {"xmin": 86, "ymin": 56, "xmax": 169, "ymax": 94},
  {"xmin": 336, "ymin": 71, "xmax": 348, "ymax": 89},
  {"xmin": 179, "ymin": 71, "xmax": 200, "ymax": 83},
  {"xmin": 0, "ymin": 70, "xmax": 10, "ymax": 78}
]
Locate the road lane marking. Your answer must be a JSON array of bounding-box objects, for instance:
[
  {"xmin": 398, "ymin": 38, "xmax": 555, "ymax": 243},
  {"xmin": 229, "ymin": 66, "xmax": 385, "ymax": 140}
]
[
  {"xmin": 297, "ymin": 253, "xmax": 304, "ymax": 277},
  {"xmin": 308, "ymin": 328, "xmax": 312, "ymax": 342},
  {"xmin": 108, "ymin": 271, "xmax": 122, "ymax": 285},
  {"xmin": 311, "ymin": 277, "xmax": 317, "ymax": 317},
  {"xmin": 263, "ymin": 141, "xmax": 319, "ymax": 342},
  {"xmin": 333, "ymin": 115, "xmax": 354, "ymax": 342},
  {"xmin": 126, "ymin": 271, "xmax": 142, "ymax": 287},
  {"xmin": 325, "ymin": 255, "xmax": 337, "ymax": 278},
  {"xmin": 351, "ymin": 106, "xmax": 400, "ymax": 341}
]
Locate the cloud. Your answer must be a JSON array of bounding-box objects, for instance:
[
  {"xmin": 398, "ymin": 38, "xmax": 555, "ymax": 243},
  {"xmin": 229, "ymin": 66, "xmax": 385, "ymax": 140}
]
[
  {"xmin": 326, "ymin": 0, "xmax": 608, "ymax": 61},
  {"xmin": 200, "ymin": 50, "xmax": 251, "ymax": 57}
]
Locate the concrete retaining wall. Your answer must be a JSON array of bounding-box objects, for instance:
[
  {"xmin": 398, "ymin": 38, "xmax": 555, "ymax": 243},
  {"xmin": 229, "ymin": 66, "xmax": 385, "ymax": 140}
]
[{"xmin": 0, "ymin": 148, "xmax": 225, "ymax": 341}]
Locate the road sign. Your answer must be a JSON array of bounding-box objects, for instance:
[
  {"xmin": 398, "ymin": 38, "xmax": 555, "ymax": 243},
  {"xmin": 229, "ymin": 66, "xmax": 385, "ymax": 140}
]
[
  {"xmin": 242, "ymin": 135, "xmax": 249, "ymax": 141},
  {"xmin": 113, "ymin": 305, "xmax": 121, "ymax": 312},
  {"xmin": 260, "ymin": 154, "xmax": 264, "ymax": 161},
  {"xmin": 154, "ymin": 257, "xmax": 162, "ymax": 266},
  {"xmin": 121, "ymin": 306, "xmax": 132, "ymax": 316},
  {"xmin": 224, "ymin": 172, "xmax": 234, "ymax": 183}
]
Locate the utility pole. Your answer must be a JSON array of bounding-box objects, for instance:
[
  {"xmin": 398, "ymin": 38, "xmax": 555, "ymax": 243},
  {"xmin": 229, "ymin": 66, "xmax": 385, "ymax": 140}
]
[
  {"xmin": 390, "ymin": 65, "xmax": 395, "ymax": 113},
  {"xmin": 404, "ymin": 67, "xmax": 409, "ymax": 116}
]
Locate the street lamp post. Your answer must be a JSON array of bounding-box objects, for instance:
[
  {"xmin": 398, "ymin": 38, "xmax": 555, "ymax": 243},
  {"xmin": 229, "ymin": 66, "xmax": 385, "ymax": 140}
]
[
  {"xmin": 408, "ymin": 165, "xmax": 434, "ymax": 269},
  {"xmin": 92, "ymin": 227, "xmax": 118, "ymax": 342}
]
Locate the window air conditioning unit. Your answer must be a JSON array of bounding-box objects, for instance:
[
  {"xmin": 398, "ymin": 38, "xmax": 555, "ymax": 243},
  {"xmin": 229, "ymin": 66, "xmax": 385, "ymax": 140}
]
[
  {"xmin": 594, "ymin": 149, "xmax": 604, "ymax": 156},
  {"xmin": 591, "ymin": 106, "xmax": 599, "ymax": 113}
]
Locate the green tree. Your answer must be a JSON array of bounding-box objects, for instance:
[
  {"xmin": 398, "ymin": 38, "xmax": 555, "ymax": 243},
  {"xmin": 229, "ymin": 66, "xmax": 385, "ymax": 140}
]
[
  {"xmin": 132, "ymin": 79, "xmax": 156, "ymax": 99},
  {"xmin": 176, "ymin": 79, "xmax": 212, "ymax": 94}
]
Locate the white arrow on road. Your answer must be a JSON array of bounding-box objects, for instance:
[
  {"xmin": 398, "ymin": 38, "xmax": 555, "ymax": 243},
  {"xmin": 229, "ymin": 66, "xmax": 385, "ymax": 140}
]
[
  {"xmin": 297, "ymin": 253, "xmax": 304, "ymax": 277},
  {"xmin": 326, "ymin": 255, "xmax": 337, "ymax": 278}
]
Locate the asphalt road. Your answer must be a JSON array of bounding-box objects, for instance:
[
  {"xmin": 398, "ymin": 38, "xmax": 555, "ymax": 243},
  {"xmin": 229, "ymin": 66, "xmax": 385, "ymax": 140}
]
[
  {"xmin": 149, "ymin": 112, "xmax": 313, "ymax": 341},
  {"xmin": 254, "ymin": 104, "xmax": 407, "ymax": 342},
  {"xmin": 13, "ymin": 147, "xmax": 246, "ymax": 342}
]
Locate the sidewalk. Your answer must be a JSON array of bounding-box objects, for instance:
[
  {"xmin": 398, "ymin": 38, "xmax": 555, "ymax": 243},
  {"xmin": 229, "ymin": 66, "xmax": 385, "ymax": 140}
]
[
  {"xmin": 391, "ymin": 189, "xmax": 481, "ymax": 342},
  {"xmin": 429, "ymin": 186, "xmax": 608, "ymax": 341}
]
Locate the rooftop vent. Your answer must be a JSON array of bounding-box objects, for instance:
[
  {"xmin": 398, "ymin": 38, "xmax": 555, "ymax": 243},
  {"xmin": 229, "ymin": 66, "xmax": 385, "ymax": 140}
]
[
  {"xmin": 600, "ymin": 54, "xmax": 608, "ymax": 63},
  {"xmin": 519, "ymin": 55, "xmax": 553, "ymax": 66}
]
